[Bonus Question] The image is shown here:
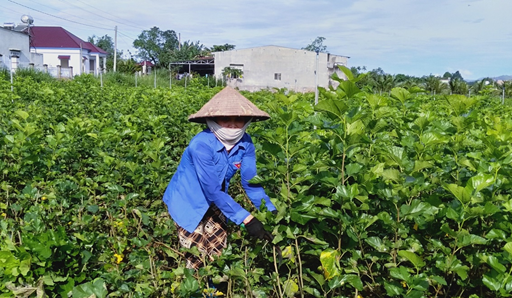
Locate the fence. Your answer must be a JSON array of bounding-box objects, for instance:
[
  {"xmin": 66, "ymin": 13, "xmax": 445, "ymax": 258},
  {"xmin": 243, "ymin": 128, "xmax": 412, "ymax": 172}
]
[{"xmin": 0, "ymin": 61, "xmax": 75, "ymax": 79}]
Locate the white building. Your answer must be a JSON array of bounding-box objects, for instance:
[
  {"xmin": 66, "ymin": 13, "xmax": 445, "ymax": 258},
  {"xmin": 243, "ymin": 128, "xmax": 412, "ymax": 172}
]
[
  {"xmin": 30, "ymin": 26, "xmax": 107, "ymax": 77},
  {"xmin": 213, "ymin": 46, "xmax": 349, "ymax": 92}
]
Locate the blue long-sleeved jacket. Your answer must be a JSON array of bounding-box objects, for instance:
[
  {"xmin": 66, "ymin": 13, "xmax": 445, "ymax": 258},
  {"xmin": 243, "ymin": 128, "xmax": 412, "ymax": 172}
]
[{"xmin": 162, "ymin": 129, "xmax": 276, "ymax": 233}]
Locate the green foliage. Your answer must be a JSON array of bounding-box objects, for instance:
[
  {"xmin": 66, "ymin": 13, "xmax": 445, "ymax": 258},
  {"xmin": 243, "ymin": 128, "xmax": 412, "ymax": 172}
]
[
  {"xmin": 302, "ymin": 36, "xmax": 328, "ymax": 53},
  {"xmin": 222, "ymin": 67, "xmax": 243, "ymax": 79},
  {"xmin": 1, "ymin": 72, "xmax": 512, "ymax": 297},
  {"xmin": 133, "ymin": 26, "xmax": 180, "ymax": 67},
  {"xmin": 210, "ymin": 44, "xmax": 236, "ymax": 52},
  {"xmin": 13, "ymin": 68, "xmax": 54, "ymax": 83}
]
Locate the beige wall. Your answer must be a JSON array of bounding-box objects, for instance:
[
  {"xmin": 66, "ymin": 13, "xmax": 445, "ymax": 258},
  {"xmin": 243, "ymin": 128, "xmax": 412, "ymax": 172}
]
[{"xmin": 214, "ymin": 46, "xmax": 348, "ymax": 92}]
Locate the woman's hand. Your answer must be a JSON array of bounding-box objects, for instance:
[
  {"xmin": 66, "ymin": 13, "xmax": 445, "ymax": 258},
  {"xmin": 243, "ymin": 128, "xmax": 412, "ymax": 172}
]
[{"xmin": 244, "ymin": 217, "xmax": 274, "ymax": 241}]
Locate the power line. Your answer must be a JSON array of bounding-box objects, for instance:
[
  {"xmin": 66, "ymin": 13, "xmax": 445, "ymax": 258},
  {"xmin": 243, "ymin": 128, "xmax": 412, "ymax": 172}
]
[
  {"xmin": 26, "ymin": 0, "xmax": 96, "ymax": 23},
  {"xmin": 71, "ymin": 0, "xmax": 148, "ymax": 31},
  {"xmin": 118, "ymin": 30, "xmax": 138, "ymax": 41},
  {"xmin": 52, "ymin": 0, "xmax": 146, "ymax": 31},
  {"xmin": 7, "ymin": 0, "xmax": 114, "ymax": 30}
]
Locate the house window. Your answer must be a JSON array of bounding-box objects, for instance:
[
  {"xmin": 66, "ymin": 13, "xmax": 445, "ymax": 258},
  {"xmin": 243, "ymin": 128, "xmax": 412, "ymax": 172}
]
[
  {"xmin": 274, "ymin": 73, "xmax": 281, "ymax": 80},
  {"xmin": 229, "ymin": 64, "xmax": 243, "ymax": 78},
  {"xmin": 58, "ymin": 55, "xmax": 70, "ymax": 68}
]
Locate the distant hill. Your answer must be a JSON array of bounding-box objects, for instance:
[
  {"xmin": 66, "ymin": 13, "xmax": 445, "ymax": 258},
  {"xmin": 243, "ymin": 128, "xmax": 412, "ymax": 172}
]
[
  {"xmin": 493, "ymin": 75, "xmax": 512, "ymax": 81},
  {"xmin": 469, "ymin": 75, "xmax": 512, "ymax": 82}
]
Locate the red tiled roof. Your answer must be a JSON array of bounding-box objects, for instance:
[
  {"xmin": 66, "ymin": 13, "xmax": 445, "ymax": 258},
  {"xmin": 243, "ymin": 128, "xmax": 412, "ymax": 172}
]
[
  {"xmin": 139, "ymin": 61, "xmax": 154, "ymax": 66},
  {"xmin": 30, "ymin": 26, "xmax": 107, "ymax": 54}
]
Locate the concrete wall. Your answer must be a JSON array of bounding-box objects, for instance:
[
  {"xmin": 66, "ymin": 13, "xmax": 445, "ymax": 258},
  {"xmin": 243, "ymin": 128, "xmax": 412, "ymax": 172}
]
[
  {"xmin": 0, "ymin": 27, "xmax": 31, "ymax": 69},
  {"xmin": 213, "ymin": 46, "xmax": 349, "ymax": 92}
]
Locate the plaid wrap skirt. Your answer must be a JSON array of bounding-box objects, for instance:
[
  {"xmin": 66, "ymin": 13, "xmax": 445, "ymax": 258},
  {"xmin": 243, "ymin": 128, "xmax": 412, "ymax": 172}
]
[{"xmin": 175, "ymin": 204, "xmax": 228, "ymax": 269}]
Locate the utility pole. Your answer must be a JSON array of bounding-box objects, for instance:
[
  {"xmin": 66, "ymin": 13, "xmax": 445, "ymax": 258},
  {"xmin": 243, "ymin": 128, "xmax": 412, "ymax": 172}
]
[
  {"xmin": 314, "ymin": 50, "xmax": 319, "ymax": 105},
  {"xmin": 114, "ymin": 26, "xmax": 118, "ymax": 72},
  {"xmin": 80, "ymin": 42, "xmax": 83, "ymax": 74}
]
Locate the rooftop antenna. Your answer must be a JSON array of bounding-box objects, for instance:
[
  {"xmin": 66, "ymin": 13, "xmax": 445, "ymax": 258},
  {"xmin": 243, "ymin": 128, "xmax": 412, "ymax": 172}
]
[{"xmin": 21, "ymin": 15, "xmax": 34, "ymax": 50}]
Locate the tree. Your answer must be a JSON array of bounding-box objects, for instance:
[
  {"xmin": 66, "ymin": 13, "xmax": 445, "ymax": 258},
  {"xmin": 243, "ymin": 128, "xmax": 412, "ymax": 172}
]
[
  {"xmin": 449, "ymin": 78, "xmax": 468, "ymax": 95},
  {"xmin": 302, "ymin": 36, "xmax": 327, "ymax": 53},
  {"xmin": 423, "ymin": 75, "xmax": 448, "ymax": 95},
  {"xmin": 169, "ymin": 40, "xmax": 208, "ymax": 62},
  {"xmin": 350, "ymin": 66, "xmax": 367, "ymax": 77},
  {"xmin": 88, "ymin": 34, "xmax": 123, "ymax": 71},
  {"xmin": 133, "ymin": 27, "xmax": 179, "ymax": 67},
  {"xmin": 442, "ymin": 72, "xmax": 452, "ymax": 79},
  {"xmin": 451, "ymin": 70, "xmax": 464, "ymax": 81},
  {"xmin": 210, "ymin": 44, "xmax": 236, "ymax": 52},
  {"xmin": 470, "ymin": 78, "xmax": 498, "ymax": 96}
]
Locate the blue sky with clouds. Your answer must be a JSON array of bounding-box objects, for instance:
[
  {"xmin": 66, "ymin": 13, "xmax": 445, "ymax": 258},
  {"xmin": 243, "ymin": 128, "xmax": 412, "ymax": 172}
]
[{"xmin": 2, "ymin": 0, "xmax": 510, "ymax": 80}]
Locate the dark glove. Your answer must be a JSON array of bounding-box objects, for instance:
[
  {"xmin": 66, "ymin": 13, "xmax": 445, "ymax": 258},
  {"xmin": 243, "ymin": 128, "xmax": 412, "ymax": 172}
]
[{"xmin": 245, "ymin": 218, "xmax": 274, "ymax": 241}]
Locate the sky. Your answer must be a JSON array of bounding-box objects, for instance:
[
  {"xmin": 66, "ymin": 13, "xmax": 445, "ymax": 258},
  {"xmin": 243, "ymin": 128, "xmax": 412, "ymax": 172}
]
[{"xmin": 2, "ymin": 0, "xmax": 511, "ymax": 80}]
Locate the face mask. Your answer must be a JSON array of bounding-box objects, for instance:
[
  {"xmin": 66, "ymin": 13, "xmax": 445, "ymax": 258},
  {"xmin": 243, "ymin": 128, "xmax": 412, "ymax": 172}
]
[{"xmin": 206, "ymin": 118, "xmax": 252, "ymax": 151}]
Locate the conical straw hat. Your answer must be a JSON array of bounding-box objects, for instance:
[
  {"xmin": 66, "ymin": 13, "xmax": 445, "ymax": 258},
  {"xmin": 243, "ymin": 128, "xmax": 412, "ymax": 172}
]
[{"xmin": 188, "ymin": 86, "xmax": 270, "ymax": 123}]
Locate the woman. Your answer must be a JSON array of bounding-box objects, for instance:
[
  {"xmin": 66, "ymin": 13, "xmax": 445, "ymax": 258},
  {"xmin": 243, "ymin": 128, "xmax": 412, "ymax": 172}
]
[{"xmin": 163, "ymin": 86, "xmax": 276, "ymax": 269}]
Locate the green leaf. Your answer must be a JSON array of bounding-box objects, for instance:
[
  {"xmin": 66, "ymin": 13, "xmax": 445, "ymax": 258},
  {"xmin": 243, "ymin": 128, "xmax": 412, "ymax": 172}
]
[
  {"xmin": 337, "ymin": 65, "xmax": 355, "ymax": 82},
  {"xmin": 430, "ymin": 275, "xmax": 447, "ymax": 286},
  {"xmin": 72, "ymin": 278, "xmax": 108, "ymax": 298},
  {"xmin": 486, "ymin": 229, "xmax": 507, "ymax": 240},
  {"xmin": 390, "ymin": 87, "xmax": 412, "ymax": 104},
  {"xmin": 15, "ymin": 110, "xmax": 29, "ymax": 120},
  {"xmin": 419, "ymin": 132, "xmax": 446, "ymax": 147},
  {"xmin": 248, "ymin": 175, "xmax": 265, "ymax": 184},
  {"xmin": 453, "ymin": 264, "xmax": 469, "ymax": 280},
  {"xmin": 341, "ymin": 274, "xmax": 363, "ymax": 291},
  {"xmin": 457, "ymin": 233, "xmax": 487, "ymax": 247},
  {"xmin": 19, "ymin": 259, "xmax": 30, "ymax": 276},
  {"xmin": 336, "ymin": 184, "xmax": 359, "ymax": 200},
  {"xmin": 338, "ymin": 80, "xmax": 361, "ymax": 99},
  {"xmin": 283, "ymin": 279, "xmax": 299, "ymax": 297},
  {"xmin": 389, "ymin": 266, "xmax": 411, "ymax": 281},
  {"xmin": 503, "ymin": 242, "xmax": 512, "ymax": 256},
  {"xmin": 366, "ymin": 94, "xmax": 388, "ymax": 110},
  {"xmin": 443, "ymin": 184, "xmax": 471, "ymax": 204},
  {"xmin": 381, "ymin": 168, "xmax": 401, "ymax": 182},
  {"xmin": 487, "ymin": 255, "xmax": 506, "ymax": 273},
  {"xmin": 307, "ymin": 269, "xmax": 325, "ymax": 287},
  {"xmin": 304, "ymin": 286, "xmax": 322, "ymax": 297},
  {"xmin": 468, "ymin": 173, "xmax": 494, "ymax": 193},
  {"xmin": 314, "ymin": 99, "xmax": 348, "ymax": 120},
  {"xmin": 320, "ymin": 249, "xmax": 340, "ymax": 280},
  {"xmin": 412, "ymin": 160, "xmax": 432, "ymax": 173},
  {"xmin": 483, "ymin": 274, "xmax": 501, "ymax": 291},
  {"xmin": 87, "ymin": 205, "xmax": 99, "ymax": 213},
  {"xmin": 4, "ymin": 135, "xmax": 14, "ymax": 143},
  {"xmin": 398, "ymin": 250, "xmax": 425, "ymax": 269},
  {"xmin": 290, "ymin": 210, "xmax": 316, "ymax": 225},
  {"xmin": 384, "ymin": 281, "xmax": 404, "ymax": 296},
  {"xmin": 346, "ymin": 119, "xmax": 365, "ymax": 135},
  {"xmin": 365, "ymin": 236, "xmax": 389, "ymax": 253}
]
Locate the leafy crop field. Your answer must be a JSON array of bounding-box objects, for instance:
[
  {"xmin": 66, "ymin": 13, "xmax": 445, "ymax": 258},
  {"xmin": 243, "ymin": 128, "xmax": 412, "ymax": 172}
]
[{"xmin": 1, "ymin": 72, "xmax": 512, "ymax": 298}]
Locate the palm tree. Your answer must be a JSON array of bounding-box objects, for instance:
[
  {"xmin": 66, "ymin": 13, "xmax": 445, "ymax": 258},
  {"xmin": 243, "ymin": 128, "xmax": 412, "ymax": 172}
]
[
  {"xmin": 449, "ymin": 78, "xmax": 469, "ymax": 95},
  {"xmin": 503, "ymin": 81, "xmax": 512, "ymax": 98},
  {"xmin": 370, "ymin": 74, "xmax": 396, "ymax": 95},
  {"xmin": 423, "ymin": 75, "xmax": 448, "ymax": 96}
]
